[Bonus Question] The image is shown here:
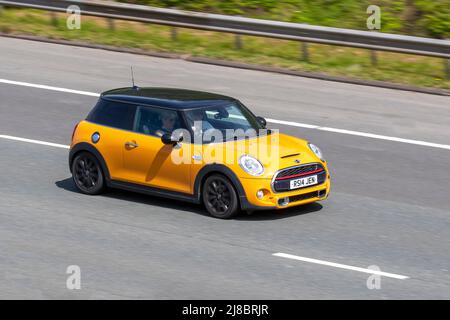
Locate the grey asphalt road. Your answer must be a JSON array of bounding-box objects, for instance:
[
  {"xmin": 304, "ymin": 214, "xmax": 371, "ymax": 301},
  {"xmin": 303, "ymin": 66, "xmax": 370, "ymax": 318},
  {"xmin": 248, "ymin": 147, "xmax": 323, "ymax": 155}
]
[{"xmin": 0, "ymin": 37, "xmax": 449, "ymax": 299}]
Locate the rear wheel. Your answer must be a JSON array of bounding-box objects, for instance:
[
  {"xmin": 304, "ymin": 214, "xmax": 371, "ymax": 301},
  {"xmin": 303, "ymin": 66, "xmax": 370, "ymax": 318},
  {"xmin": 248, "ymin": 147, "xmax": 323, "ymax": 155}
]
[
  {"xmin": 202, "ymin": 174, "xmax": 239, "ymax": 219},
  {"xmin": 72, "ymin": 152, "xmax": 105, "ymax": 195}
]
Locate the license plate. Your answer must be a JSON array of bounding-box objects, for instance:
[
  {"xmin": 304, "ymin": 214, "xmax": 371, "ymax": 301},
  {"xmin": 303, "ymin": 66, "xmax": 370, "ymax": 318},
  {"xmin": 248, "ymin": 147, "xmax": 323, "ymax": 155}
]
[{"xmin": 289, "ymin": 175, "xmax": 318, "ymax": 190}]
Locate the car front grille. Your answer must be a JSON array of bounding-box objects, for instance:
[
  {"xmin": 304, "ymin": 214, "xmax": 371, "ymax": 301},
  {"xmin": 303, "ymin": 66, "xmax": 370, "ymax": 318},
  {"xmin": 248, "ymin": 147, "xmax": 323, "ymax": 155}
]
[
  {"xmin": 272, "ymin": 163, "xmax": 326, "ymax": 192},
  {"xmin": 275, "ymin": 163, "xmax": 323, "ymax": 180}
]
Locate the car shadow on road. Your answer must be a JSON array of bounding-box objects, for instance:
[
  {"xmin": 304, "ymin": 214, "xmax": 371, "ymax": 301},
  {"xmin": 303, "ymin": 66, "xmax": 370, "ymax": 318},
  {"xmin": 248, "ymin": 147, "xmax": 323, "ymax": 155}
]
[
  {"xmin": 55, "ymin": 177, "xmax": 322, "ymax": 220},
  {"xmin": 55, "ymin": 177, "xmax": 208, "ymax": 216}
]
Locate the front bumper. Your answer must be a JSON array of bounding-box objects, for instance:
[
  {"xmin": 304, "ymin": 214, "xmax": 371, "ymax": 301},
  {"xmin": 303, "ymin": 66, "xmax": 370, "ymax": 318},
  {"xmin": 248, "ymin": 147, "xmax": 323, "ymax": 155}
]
[{"xmin": 239, "ymin": 172, "xmax": 331, "ymax": 210}]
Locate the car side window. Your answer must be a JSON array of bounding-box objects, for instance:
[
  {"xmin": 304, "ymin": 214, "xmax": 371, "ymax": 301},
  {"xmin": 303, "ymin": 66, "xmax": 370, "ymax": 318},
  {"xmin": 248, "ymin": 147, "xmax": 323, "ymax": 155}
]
[
  {"xmin": 87, "ymin": 99, "xmax": 136, "ymax": 130},
  {"xmin": 133, "ymin": 106, "xmax": 183, "ymax": 137}
]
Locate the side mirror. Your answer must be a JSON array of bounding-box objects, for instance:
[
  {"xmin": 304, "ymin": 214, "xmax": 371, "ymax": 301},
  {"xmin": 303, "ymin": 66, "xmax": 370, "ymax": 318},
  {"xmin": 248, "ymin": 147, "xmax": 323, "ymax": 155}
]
[
  {"xmin": 161, "ymin": 133, "xmax": 183, "ymax": 146},
  {"xmin": 256, "ymin": 116, "xmax": 267, "ymax": 127}
]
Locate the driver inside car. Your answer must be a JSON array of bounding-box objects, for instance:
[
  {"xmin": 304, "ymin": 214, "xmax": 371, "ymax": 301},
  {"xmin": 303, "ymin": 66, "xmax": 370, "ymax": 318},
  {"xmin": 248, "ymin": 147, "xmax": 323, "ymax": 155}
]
[{"xmin": 155, "ymin": 111, "xmax": 177, "ymax": 137}]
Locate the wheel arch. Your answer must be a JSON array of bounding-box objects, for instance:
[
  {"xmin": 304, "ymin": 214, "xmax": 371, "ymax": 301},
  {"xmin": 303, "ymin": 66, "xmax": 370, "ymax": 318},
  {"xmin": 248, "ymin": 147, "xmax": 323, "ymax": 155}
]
[
  {"xmin": 69, "ymin": 142, "xmax": 111, "ymax": 181},
  {"xmin": 193, "ymin": 164, "xmax": 248, "ymax": 209}
]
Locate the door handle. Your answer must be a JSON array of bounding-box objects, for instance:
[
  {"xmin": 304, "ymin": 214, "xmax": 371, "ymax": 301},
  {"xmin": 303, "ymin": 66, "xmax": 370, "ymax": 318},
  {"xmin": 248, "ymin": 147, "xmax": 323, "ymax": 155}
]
[{"xmin": 125, "ymin": 141, "xmax": 139, "ymax": 148}]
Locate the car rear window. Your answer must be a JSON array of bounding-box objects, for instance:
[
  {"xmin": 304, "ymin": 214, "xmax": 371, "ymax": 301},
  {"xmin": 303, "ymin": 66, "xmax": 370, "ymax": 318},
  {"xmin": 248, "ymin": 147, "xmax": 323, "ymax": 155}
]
[{"xmin": 87, "ymin": 98, "xmax": 136, "ymax": 130}]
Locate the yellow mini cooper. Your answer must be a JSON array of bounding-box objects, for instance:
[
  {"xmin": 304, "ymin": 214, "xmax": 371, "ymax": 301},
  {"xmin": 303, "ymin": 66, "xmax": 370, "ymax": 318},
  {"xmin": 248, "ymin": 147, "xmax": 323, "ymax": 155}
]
[{"xmin": 70, "ymin": 87, "xmax": 330, "ymax": 218}]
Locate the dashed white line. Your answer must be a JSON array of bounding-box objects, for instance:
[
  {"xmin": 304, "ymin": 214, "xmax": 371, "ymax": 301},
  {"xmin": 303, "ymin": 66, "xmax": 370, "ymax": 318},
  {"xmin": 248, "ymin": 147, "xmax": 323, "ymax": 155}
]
[
  {"xmin": 0, "ymin": 135, "xmax": 69, "ymax": 149},
  {"xmin": 273, "ymin": 252, "xmax": 409, "ymax": 280},
  {"xmin": 1, "ymin": 78, "xmax": 450, "ymax": 150}
]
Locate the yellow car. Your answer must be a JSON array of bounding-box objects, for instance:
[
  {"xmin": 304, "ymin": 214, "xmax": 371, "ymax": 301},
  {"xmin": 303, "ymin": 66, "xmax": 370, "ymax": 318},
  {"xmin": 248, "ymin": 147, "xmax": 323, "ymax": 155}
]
[{"xmin": 69, "ymin": 87, "xmax": 330, "ymax": 218}]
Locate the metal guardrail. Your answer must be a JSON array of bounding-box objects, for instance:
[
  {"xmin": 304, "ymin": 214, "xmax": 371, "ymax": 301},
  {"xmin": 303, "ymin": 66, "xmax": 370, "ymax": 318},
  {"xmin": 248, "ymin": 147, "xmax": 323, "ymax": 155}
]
[{"xmin": 0, "ymin": 0, "xmax": 449, "ymax": 59}]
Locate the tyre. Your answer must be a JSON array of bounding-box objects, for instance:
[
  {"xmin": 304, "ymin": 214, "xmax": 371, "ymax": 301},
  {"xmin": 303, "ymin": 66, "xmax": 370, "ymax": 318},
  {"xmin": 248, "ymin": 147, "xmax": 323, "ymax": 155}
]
[
  {"xmin": 72, "ymin": 152, "xmax": 105, "ymax": 195},
  {"xmin": 202, "ymin": 174, "xmax": 239, "ymax": 219}
]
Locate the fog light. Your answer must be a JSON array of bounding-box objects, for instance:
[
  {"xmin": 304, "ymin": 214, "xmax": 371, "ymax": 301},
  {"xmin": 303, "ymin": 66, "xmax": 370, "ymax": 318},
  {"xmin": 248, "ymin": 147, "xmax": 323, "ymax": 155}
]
[
  {"xmin": 278, "ymin": 197, "xmax": 289, "ymax": 206},
  {"xmin": 256, "ymin": 190, "xmax": 264, "ymax": 199}
]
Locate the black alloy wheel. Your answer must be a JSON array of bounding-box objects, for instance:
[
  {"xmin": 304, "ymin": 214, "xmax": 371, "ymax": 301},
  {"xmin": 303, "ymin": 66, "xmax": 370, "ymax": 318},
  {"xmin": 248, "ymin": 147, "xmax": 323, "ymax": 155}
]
[
  {"xmin": 72, "ymin": 152, "xmax": 105, "ymax": 195},
  {"xmin": 202, "ymin": 174, "xmax": 239, "ymax": 219}
]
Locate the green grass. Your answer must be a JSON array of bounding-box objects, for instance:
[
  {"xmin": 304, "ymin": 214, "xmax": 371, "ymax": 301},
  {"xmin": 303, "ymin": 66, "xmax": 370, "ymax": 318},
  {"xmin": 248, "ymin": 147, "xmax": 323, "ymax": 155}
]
[{"xmin": 0, "ymin": 8, "xmax": 448, "ymax": 89}]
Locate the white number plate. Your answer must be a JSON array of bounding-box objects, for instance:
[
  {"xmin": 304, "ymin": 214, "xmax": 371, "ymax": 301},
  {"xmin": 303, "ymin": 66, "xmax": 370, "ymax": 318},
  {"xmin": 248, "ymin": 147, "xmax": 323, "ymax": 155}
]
[{"xmin": 289, "ymin": 175, "xmax": 318, "ymax": 190}]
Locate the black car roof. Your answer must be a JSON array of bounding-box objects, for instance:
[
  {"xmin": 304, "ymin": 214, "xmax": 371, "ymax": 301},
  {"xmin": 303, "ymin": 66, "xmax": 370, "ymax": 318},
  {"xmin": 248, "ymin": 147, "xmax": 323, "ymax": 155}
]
[{"xmin": 101, "ymin": 87, "xmax": 236, "ymax": 110}]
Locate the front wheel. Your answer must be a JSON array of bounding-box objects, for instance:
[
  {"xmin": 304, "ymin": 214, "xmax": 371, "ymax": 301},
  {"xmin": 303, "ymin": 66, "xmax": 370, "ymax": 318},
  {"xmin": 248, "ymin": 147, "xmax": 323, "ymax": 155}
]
[
  {"xmin": 202, "ymin": 174, "xmax": 239, "ymax": 219},
  {"xmin": 72, "ymin": 152, "xmax": 105, "ymax": 195}
]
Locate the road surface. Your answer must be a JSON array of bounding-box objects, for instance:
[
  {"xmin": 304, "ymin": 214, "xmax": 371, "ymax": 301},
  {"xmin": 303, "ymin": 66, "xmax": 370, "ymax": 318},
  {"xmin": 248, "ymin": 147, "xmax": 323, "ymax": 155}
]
[{"xmin": 0, "ymin": 37, "xmax": 449, "ymax": 299}]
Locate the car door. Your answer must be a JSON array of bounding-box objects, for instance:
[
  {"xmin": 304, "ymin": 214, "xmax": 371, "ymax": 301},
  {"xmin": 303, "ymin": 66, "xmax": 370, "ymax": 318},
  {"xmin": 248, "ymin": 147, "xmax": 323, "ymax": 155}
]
[
  {"xmin": 85, "ymin": 99, "xmax": 137, "ymax": 180},
  {"xmin": 121, "ymin": 105, "xmax": 192, "ymax": 194}
]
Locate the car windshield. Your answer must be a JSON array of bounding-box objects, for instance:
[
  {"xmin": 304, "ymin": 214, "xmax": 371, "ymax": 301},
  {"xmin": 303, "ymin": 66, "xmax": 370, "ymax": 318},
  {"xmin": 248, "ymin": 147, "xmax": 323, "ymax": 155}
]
[{"xmin": 183, "ymin": 101, "xmax": 267, "ymax": 143}]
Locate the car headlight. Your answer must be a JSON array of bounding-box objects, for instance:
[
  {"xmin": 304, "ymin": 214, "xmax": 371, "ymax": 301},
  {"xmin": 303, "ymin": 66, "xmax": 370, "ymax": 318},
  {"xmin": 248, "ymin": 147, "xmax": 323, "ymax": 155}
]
[
  {"xmin": 239, "ymin": 155, "xmax": 264, "ymax": 176},
  {"xmin": 308, "ymin": 143, "xmax": 324, "ymax": 161}
]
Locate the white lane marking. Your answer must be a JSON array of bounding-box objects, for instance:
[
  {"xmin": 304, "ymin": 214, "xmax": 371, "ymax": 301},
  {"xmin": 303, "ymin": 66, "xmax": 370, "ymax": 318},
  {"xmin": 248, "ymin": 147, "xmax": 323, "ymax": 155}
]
[
  {"xmin": 0, "ymin": 135, "xmax": 70, "ymax": 149},
  {"xmin": 267, "ymin": 119, "xmax": 450, "ymax": 150},
  {"xmin": 1, "ymin": 78, "xmax": 450, "ymax": 150},
  {"xmin": 266, "ymin": 118, "xmax": 319, "ymax": 129},
  {"xmin": 316, "ymin": 127, "xmax": 450, "ymax": 150},
  {"xmin": 273, "ymin": 252, "xmax": 409, "ymax": 280},
  {"xmin": 0, "ymin": 79, "xmax": 100, "ymax": 97}
]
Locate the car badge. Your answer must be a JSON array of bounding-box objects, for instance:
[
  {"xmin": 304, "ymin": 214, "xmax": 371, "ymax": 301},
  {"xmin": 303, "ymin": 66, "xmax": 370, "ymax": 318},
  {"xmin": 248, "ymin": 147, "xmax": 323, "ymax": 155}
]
[{"xmin": 294, "ymin": 159, "xmax": 301, "ymax": 164}]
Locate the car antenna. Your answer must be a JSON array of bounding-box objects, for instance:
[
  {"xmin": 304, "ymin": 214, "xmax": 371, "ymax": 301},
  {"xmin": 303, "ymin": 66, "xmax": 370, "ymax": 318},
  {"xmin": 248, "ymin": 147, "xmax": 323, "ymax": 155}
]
[{"xmin": 130, "ymin": 66, "xmax": 139, "ymax": 90}]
